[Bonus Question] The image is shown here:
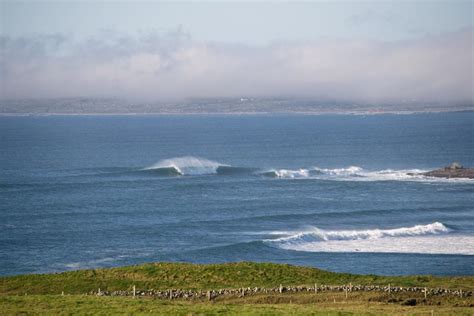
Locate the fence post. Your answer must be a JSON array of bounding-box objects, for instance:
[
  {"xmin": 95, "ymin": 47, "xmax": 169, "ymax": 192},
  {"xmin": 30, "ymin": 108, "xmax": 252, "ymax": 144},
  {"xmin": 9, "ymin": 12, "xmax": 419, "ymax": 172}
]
[
  {"xmin": 133, "ymin": 285, "xmax": 136, "ymax": 298},
  {"xmin": 424, "ymin": 287, "xmax": 427, "ymax": 299},
  {"xmin": 279, "ymin": 284, "xmax": 283, "ymax": 294},
  {"xmin": 207, "ymin": 291, "xmax": 211, "ymax": 301},
  {"xmin": 315, "ymin": 283, "xmax": 317, "ymax": 293},
  {"xmin": 388, "ymin": 284, "xmax": 391, "ymax": 294}
]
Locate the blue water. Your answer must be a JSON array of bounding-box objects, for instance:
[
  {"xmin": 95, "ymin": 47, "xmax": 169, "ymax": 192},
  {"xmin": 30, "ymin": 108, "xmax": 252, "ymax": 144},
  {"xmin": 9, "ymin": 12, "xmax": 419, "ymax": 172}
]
[{"xmin": 1, "ymin": 112, "xmax": 473, "ymax": 276}]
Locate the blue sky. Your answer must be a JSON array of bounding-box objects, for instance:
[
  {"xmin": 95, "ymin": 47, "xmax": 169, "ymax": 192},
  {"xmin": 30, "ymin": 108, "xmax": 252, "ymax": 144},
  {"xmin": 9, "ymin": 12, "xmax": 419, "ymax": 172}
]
[{"xmin": 0, "ymin": 1, "xmax": 473, "ymax": 103}]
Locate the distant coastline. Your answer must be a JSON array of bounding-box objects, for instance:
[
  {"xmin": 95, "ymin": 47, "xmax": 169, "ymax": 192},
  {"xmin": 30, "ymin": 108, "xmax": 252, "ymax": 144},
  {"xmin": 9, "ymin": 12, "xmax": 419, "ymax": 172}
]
[
  {"xmin": 1, "ymin": 97, "xmax": 472, "ymax": 116},
  {"xmin": 1, "ymin": 109, "xmax": 473, "ymax": 117}
]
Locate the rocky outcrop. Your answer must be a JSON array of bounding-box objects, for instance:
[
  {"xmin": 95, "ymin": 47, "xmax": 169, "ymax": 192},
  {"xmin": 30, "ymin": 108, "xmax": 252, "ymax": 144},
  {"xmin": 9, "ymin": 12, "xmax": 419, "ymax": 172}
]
[{"xmin": 421, "ymin": 162, "xmax": 474, "ymax": 179}]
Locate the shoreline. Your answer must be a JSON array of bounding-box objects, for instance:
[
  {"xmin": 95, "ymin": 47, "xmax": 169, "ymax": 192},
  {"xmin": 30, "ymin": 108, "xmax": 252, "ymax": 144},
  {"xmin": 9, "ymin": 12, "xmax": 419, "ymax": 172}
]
[{"xmin": 1, "ymin": 109, "xmax": 473, "ymax": 117}]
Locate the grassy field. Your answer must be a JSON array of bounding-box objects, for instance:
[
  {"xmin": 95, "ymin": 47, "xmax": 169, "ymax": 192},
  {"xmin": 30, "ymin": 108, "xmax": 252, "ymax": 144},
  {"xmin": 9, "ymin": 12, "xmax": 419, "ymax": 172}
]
[{"xmin": 1, "ymin": 262, "xmax": 473, "ymax": 315}]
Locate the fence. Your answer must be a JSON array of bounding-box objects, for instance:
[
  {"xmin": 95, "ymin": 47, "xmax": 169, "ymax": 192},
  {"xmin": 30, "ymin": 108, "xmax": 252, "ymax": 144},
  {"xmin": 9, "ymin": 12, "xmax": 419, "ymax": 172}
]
[{"xmin": 89, "ymin": 284, "xmax": 471, "ymax": 300}]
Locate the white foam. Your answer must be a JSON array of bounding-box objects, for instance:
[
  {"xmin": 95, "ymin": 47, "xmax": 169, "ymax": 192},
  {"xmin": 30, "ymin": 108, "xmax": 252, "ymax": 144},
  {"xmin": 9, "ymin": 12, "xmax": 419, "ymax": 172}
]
[
  {"xmin": 314, "ymin": 166, "xmax": 363, "ymax": 176},
  {"xmin": 269, "ymin": 166, "xmax": 473, "ymax": 182},
  {"xmin": 271, "ymin": 222, "xmax": 450, "ymax": 242},
  {"xmin": 271, "ymin": 168, "xmax": 310, "ymax": 178},
  {"xmin": 272, "ymin": 235, "xmax": 474, "ymax": 255},
  {"xmin": 145, "ymin": 156, "xmax": 227, "ymax": 175},
  {"xmin": 265, "ymin": 222, "xmax": 474, "ymax": 255},
  {"xmin": 348, "ymin": 168, "xmax": 473, "ymax": 182},
  {"xmin": 142, "ymin": 159, "xmax": 474, "ymax": 182},
  {"xmin": 356, "ymin": 168, "xmax": 429, "ymax": 181}
]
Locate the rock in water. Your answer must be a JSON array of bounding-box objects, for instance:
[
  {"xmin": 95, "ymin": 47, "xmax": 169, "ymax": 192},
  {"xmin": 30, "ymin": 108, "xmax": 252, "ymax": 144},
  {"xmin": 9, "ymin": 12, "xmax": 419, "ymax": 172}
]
[
  {"xmin": 447, "ymin": 162, "xmax": 463, "ymax": 170},
  {"xmin": 421, "ymin": 162, "xmax": 474, "ymax": 179}
]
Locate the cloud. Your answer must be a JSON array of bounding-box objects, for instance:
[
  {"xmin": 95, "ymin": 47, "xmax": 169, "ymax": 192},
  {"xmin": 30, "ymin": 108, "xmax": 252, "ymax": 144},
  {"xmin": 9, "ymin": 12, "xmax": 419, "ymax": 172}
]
[{"xmin": 0, "ymin": 28, "xmax": 472, "ymax": 104}]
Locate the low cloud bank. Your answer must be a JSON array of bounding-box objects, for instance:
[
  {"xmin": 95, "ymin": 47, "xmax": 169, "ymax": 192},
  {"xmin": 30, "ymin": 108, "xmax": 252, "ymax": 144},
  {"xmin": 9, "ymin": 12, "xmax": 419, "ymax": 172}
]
[{"xmin": 0, "ymin": 28, "xmax": 472, "ymax": 105}]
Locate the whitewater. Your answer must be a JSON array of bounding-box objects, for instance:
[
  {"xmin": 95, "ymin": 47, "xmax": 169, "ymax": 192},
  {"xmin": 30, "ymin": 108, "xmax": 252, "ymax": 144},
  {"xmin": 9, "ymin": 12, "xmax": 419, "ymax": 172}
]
[
  {"xmin": 142, "ymin": 156, "xmax": 473, "ymax": 183},
  {"xmin": 264, "ymin": 222, "xmax": 474, "ymax": 255},
  {"xmin": 144, "ymin": 156, "xmax": 226, "ymax": 175},
  {"xmin": 1, "ymin": 113, "xmax": 473, "ymax": 276}
]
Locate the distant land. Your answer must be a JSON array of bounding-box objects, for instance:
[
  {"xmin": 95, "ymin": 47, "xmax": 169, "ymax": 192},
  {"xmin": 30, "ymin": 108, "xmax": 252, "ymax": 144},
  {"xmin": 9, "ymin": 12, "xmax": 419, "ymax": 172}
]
[{"xmin": 0, "ymin": 97, "xmax": 472, "ymax": 115}]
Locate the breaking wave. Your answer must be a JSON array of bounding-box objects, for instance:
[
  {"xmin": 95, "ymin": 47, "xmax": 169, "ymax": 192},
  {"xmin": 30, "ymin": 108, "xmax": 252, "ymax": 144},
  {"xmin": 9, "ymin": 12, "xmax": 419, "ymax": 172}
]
[
  {"xmin": 144, "ymin": 156, "xmax": 227, "ymax": 176},
  {"xmin": 260, "ymin": 169, "xmax": 312, "ymax": 178},
  {"xmin": 143, "ymin": 156, "xmax": 259, "ymax": 176},
  {"xmin": 139, "ymin": 157, "xmax": 472, "ymax": 182},
  {"xmin": 259, "ymin": 166, "xmax": 368, "ymax": 179},
  {"xmin": 259, "ymin": 166, "xmax": 473, "ymax": 182},
  {"xmin": 268, "ymin": 222, "xmax": 450, "ymax": 243},
  {"xmin": 260, "ymin": 166, "xmax": 420, "ymax": 180},
  {"xmin": 264, "ymin": 222, "xmax": 474, "ymax": 255}
]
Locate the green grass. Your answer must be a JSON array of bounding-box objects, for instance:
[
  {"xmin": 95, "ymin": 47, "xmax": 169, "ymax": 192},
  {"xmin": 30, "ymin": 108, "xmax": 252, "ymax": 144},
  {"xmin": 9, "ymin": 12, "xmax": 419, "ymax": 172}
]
[
  {"xmin": 1, "ymin": 293, "xmax": 473, "ymax": 315},
  {"xmin": 1, "ymin": 262, "xmax": 473, "ymax": 296},
  {"xmin": 1, "ymin": 262, "xmax": 473, "ymax": 315}
]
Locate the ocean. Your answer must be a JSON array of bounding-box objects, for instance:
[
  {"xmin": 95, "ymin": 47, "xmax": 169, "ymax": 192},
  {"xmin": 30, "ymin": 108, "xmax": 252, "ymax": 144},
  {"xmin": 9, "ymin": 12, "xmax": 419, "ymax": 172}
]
[{"xmin": 1, "ymin": 112, "xmax": 473, "ymax": 276}]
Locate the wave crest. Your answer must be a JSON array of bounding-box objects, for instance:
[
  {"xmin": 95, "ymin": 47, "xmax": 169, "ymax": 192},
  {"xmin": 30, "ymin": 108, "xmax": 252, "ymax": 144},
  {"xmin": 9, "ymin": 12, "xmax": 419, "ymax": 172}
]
[
  {"xmin": 259, "ymin": 166, "xmax": 457, "ymax": 182},
  {"xmin": 268, "ymin": 222, "xmax": 450, "ymax": 245},
  {"xmin": 140, "ymin": 157, "xmax": 472, "ymax": 182},
  {"xmin": 260, "ymin": 169, "xmax": 311, "ymax": 178},
  {"xmin": 263, "ymin": 222, "xmax": 474, "ymax": 255},
  {"xmin": 145, "ymin": 156, "xmax": 226, "ymax": 176}
]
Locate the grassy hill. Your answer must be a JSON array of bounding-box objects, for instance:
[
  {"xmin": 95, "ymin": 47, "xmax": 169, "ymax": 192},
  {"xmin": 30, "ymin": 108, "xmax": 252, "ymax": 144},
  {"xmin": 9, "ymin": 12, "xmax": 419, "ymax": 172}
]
[{"xmin": 1, "ymin": 262, "xmax": 473, "ymax": 315}]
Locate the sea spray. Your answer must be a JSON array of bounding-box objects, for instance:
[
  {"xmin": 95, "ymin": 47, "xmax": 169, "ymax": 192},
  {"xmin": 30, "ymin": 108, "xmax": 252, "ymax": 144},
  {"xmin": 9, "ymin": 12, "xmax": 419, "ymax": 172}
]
[{"xmin": 145, "ymin": 156, "xmax": 227, "ymax": 175}]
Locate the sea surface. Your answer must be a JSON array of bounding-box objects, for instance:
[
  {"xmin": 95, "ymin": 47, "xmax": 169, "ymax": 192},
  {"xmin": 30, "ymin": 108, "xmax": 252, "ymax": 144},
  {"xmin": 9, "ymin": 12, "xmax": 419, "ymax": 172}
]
[{"xmin": 1, "ymin": 112, "xmax": 473, "ymax": 276}]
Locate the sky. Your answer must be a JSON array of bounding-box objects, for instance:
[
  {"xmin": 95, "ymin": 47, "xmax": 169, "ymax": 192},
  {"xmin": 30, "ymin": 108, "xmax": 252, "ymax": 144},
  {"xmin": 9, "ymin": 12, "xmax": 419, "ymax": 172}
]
[{"xmin": 0, "ymin": 0, "xmax": 473, "ymax": 104}]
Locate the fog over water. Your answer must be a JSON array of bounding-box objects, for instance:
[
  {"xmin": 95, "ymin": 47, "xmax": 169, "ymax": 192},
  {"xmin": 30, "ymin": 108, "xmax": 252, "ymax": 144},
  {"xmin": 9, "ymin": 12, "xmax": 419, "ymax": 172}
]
[{"xmin": 0, "ymin": 27, "xmax": 472, "ymax": 106}]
